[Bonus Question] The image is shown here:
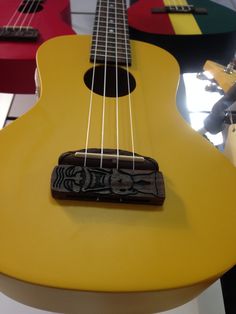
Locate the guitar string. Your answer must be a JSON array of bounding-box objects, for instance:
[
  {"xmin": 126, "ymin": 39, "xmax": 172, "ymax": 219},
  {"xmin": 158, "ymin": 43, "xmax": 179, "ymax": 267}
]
[
  {"xmin": 25, "ymin": 0, "xmax": 42, "ymax": 29},
  {"xmin": 99, "ymin": 0, "xmax": 110, "ymax": 168},
  {"xmin": 121, "ymin": 0, "xmax": 135, "ymax": 170},
  {"xmin": 9, "ymin": 0, "xmax": 38, "ymax": 29},
  {"xmin": 166, "ymin": 0, "xmax": 184, "ymax": 9},
  {"xmin": 12, "ymin": 0, "xmax": 35, "ymax": 28},
  {"xmin": 20, "ymin": 0, "xmax": 42, "ymax": 30},
  {"xmin": 85, "ymin": 0, "xmax": 133, "ymax": 168},
  {"xmin": 84, "ymin": 0, "xmax": 103, "ymax": 167},
  {"xmin": 5, "ymin": 0, "xmax": 30, "ymax": 28},
  {"xmin": 115, "ymin": 0, "xmax": 120, "ymax": 169}
]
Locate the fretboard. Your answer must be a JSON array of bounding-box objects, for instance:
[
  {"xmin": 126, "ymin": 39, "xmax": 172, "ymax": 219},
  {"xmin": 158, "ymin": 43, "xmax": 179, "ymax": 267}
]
[{"xmin": 90, "ymin": 0, "xmax": 131, "ymax": 66}]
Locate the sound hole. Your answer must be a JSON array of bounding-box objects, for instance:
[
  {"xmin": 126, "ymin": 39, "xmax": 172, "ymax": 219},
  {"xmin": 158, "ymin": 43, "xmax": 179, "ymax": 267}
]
[
  {"xmin": 18, "ymin": 1, "xmax": 44, "ymax": 13},
  {"xmin": 84, "ymin": 65, "xmax": 136, "ymax": 97}
]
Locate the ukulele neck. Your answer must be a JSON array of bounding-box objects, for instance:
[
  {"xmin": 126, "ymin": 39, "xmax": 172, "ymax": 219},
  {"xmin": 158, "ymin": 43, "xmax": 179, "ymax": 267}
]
[{"xmin": 90, "ymin": 0, "xmax": 132, "ymax": 66}]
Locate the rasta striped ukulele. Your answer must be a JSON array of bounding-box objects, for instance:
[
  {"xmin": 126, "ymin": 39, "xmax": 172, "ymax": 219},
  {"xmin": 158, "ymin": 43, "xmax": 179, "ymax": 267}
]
[
  {"xmin": 128, "ymin": 0, "xmax": 236, "ymax": 72},
  {"xmin": 0, "ymin": 0, "xmax": 75, "ymax": 94},
  {"xmin": 0, "ymin": 0, "xmax": 236, "ymax": 312}
]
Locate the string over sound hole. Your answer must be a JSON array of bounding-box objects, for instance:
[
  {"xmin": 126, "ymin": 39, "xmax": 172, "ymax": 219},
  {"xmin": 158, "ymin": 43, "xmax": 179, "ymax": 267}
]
[
  {"xmin": 84, "ymin": 65, "xmax": 136, "ymax": 97},
  {"xmin": 18, "ymin": 0, "xmax": 44, "ymax": 13}
]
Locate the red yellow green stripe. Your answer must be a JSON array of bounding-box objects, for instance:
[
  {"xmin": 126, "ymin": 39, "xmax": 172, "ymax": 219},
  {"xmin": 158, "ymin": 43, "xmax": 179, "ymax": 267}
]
[{"xmin": 164, "ymin": 0, "xmax": 202, "ymax": 34}]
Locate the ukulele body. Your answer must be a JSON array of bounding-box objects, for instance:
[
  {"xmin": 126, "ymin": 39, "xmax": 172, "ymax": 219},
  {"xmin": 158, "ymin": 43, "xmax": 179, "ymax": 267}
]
[
  {"xmin": 0, "ymin": 0, "xmax": 75, "ymax": 94},
  {"xmin": 128, "ymin": 0, "xmax": 236, "ymax": 72},
  {"xmin": 0, "ymin": 35, "xmax": 236, "ymax": 310}
]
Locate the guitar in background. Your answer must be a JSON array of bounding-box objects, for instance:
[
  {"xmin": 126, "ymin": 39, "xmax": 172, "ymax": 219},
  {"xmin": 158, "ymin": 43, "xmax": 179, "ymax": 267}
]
[
  {"xmin": 195, "ymin": 58, "xmax": 236, "ymax": 136},
  {"xmin": 0, "ymin": 0, "xmax": 75, "ymax": 94},
  {"xmin": 204, "ymin": 58, "xmax": 236, "ymax": 93},
  {"xmin": 128, "ymin": 0, "xmax": 236, "ymax": 72},
  {"xmin": 203, "ymin": 58, "xmax": 236, "ymax": 167}
]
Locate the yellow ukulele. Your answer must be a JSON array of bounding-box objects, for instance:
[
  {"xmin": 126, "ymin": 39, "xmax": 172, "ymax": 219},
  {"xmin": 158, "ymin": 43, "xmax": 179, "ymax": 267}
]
[{"xmin": 0, "ymin": 0, "xmax": 236, "ymax": 312}]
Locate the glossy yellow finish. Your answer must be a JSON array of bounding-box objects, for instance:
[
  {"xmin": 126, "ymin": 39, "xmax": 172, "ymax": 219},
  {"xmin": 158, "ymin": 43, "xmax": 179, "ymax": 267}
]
[
  {"xmin": 164, "ymin": 0, "xmax": 201, "ymax": 35},
  {"xmin": 0, "ymin": 35, "xmax": 236, "ymax": 295}
]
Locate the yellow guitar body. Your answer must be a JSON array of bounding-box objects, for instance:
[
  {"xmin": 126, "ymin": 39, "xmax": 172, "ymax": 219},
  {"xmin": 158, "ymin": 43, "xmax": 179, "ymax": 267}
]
[{"xmin": 0, "ymin": 35, "xmax": 236, "ymax": 310}]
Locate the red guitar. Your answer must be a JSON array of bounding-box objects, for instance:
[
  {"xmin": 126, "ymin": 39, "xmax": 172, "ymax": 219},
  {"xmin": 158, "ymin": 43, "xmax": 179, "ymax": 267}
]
[{"xmin": 0, "ymin": 0, "xmax": 75, "ymax": 94}]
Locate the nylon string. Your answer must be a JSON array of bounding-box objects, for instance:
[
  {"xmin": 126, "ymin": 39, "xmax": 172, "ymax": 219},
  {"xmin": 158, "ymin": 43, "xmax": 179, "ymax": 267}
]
[
  {"xmin": 25, "ymin": 0, "xmax": 42, "ymax": 29},
  {"xmin": 84, "ymin": 0, "xmax": 134, "ymax": 169},
  {"xmin": 6, "ymin": 0, "xmax": 29, "ymax": 28},
  {"xmin": 167, "ymin": 0, "xmax": 185, "ymax": 9},
  {"xmin": 99, "ymin": 0, "xmax": 110, "ymax": 168},
  {"xmin": 84, "ymin": 0, "xmax": 103, "ymax": 167},
  {"xmin": 115, "ymin": 0, "xmax": 120, "ymax": 169},
  {"xmin": 121, "ymin": 0, "xmax": 135, "ymax": 170},
  {"xmin": 6, "ymin": 0, "xmax": 41, "ymax": 30}
]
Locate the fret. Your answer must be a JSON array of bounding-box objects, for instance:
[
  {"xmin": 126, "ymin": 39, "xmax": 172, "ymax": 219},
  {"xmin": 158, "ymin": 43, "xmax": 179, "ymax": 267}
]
[
  {"xmin": 93, "ymin": 17, "xmax": 128, "ymax": 25},
  {"xmin": 97, "ymin": 11, "xmax": 126, "ymax": 18},
  {"xmin": 91, "ymin": 44, "xmax": 129, "ymax": 55},
  {"xmin": 98, "ymin": 14, "xmax": 127, "ymax": 21},
  {"xmin": 94, "ymin": 30, "xmax": 129, "ymax": 38},
  {"xmin": 91, "ymin": 42, "xmax": 131, "ymax": 51},
  {"xmin": 95, "ymin": 15, "xmax": 127, "ymax": 20},
  {"xmin": 91, "ymin": 49, "xmax": 130, "ymax": 57},
  {"xmin": 92, "ymin": 40, "xmax": 130, "ymax": 47},
  {"xmin": 91, "ymin": 0, "xmax": 131, "ymax": 66},
  {"xmin": 91, "ymin": 49, "xmax": 131, "ymax": 58},
  {"xmin": 91, "ymin": 34, "xmax": 129, "ymax": 42},
  {"xmin": 90, "ymin": 54, "xmax": 131, "ymax": 66},
  {"xmin": 90, "ymin": 55, "xmax": 131, "ymax": 66},
  {"xmin": 94, "ymin": 19, "xmax": 127, "ymax": 27},
  {"xmin": 91, "ymin": 44, "xmax": 130, "ymax": 55},
  {"xmin": 92, "ymin": 30, "xmax": 129, "ymax": 38},
  {"xmin": 93, "ymin": 29, "xmax": 129, "ymax": 39},
  {"xmin": 92, "ymin": 41, "xmax": 131, "ymax": 53},
  {"xmin": 93, "ymin": 21, "xmax": 129, "ymax": 30},
  {"xmin": 91, "ymin": 53, "xmax": 131, "ymax": 60},
  {"xmin": 91, "ymin": 41, "xmax": 131, "ymax": 49},
  {"xmin": 96, "ymin": 3, "xmax": 126, "ymax": 14},
  {"xmin": 92, "ymin": 24, "xmax": 129, "ymax": 36},
  {"xmin": 91, "ymin": 48, "xmax": 131, "ymax": 58},
  {"xmin": 94, "ymin": 20, "xmax": 128, "ymax": 28},
  {"xmin": 91, "ymin": 43, "xmax": 131, "ymax": 53},
  {"xmin": 98, "ymin": 5, "xmax": 125, "ymax": 13},
  {"xmin": 99, "ymin": 0, "xmax": 125, "ymax": 6}
]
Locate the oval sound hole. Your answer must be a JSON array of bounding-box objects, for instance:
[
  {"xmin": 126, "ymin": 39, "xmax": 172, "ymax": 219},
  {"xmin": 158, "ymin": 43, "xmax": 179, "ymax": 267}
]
[
  {"xmin": 19, "ymin": 1, "xmax": 43, "ymax": 13},
  {"xmin": 84, "ymin": 65, "xmax": 136, "ymax": 97}
]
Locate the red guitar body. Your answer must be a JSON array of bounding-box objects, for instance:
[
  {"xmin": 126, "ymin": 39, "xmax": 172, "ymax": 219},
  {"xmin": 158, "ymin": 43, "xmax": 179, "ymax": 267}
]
[{"xmin": 0, "ymin": 0, "xmax": 75, "ymax": 94}]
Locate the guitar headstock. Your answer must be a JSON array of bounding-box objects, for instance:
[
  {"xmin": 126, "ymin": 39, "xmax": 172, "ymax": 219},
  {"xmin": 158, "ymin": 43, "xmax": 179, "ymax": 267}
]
[{"xmin": 203, "ymin": 60, "xmax": 236, "ymax": 93}]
